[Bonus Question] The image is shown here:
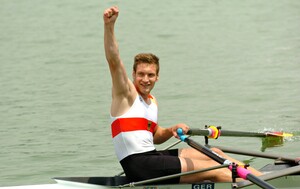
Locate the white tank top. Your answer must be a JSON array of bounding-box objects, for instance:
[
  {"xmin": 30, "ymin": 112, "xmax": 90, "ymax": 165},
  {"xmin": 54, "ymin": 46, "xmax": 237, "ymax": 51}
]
[{"xmin": 110, "ymin": 95, "xmax": 158, "ymax": 161}]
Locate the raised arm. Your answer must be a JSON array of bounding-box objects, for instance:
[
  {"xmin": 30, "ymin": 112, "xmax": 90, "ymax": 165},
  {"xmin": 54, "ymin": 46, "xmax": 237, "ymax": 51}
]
[
  {"xmin": 103, "ymin": 6, "xmax": 136, "ymax": 116},
  {"xmin": 103, "ymin": 7, "xmax": 122, "ymax": 73}
]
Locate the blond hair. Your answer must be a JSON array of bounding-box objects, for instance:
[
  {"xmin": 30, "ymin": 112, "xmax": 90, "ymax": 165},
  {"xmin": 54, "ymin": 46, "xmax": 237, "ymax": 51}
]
[{"xmin": 133, "ymin": 53, "xmax": 159, "ymax": 74}]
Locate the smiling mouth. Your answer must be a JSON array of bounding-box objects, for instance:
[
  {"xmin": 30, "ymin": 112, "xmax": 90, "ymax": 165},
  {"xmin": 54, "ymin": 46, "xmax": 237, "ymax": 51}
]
[
  {"xmin": 140, "ymin": 84, "xmax": 151, "ymax": 90},
  {"xmin": 140, "ymin": 82, "xmax": 149, "ymax": 87},
  {"xmin": 141, "ymin": 85, "xmax": 148, "ymax": 89}
]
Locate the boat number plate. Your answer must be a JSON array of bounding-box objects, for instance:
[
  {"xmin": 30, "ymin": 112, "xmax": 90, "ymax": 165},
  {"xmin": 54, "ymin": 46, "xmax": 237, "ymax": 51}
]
[{"xmin": 192, "ymin": 183, "xmax": 215, "ymax": 189}]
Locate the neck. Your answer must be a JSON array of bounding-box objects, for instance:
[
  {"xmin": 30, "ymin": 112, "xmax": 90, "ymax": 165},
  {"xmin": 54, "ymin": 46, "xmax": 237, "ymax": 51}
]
[
  {"xmin": 135, "ymin": 85, "xmax": 150, "ymax": 103},
  {"xmin": 136, "ymin": 91, "xmax": 151, "ymax": 105},
  {"xmin": 140, "ymin": 93, "xmax": 150, "ymax": 102}
]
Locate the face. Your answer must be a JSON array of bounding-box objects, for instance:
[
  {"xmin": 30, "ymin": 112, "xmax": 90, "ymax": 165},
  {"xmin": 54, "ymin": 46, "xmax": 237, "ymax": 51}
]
[{"xmin": 132, "ymin": 63, "xmax": 159, "ymax": 96}]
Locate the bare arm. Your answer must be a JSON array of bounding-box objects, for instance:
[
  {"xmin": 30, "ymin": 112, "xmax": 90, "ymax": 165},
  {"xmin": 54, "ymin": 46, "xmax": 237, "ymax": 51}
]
[
  {"xmin": 103, "ymin": 7, "xmax": 136, "ymax": 116},
  {"xmin": 153, "ymin": 123, "xmax": 190, "ymax": 144}
]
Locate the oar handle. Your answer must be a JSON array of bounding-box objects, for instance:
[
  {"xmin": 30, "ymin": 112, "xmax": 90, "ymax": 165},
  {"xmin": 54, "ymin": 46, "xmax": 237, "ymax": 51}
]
[{"xmin": 177, "ymin": 128, "xmax": 188, "ymax": 141}]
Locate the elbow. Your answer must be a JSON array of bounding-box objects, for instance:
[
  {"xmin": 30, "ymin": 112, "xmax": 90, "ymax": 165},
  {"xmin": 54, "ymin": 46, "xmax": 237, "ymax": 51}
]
[
  {"xmin": 154, "ymin": 141, "xmax": 162, "ymax": 145},
  {"xmin": 153, "ymin": 137, "xmax": 164, "ymax": 145}
]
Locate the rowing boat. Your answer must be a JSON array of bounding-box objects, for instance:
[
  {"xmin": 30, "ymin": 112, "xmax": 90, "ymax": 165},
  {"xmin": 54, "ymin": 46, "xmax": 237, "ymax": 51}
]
[
  {"xmin": 54, "ymin": 162, "xmax": 300, "ymax": 189},
  {"xmin": 1, "ymin": 162, "xmax": 300, "ymax": 189},
  {"xmin": 1, "ymin": 128, "xmax": 299, "ymax": 189}
]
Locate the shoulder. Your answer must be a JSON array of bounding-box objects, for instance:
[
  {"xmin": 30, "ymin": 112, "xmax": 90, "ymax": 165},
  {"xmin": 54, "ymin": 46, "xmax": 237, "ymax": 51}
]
[{"xmin": 148, "ymin": 94, "xmax": 158, "ymax": 106}]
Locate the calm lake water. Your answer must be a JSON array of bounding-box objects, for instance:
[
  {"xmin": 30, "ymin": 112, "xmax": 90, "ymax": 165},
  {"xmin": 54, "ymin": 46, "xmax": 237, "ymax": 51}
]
[{"xmin": 0, "ymin": 0, "xmax": 299, "ymax": 187}]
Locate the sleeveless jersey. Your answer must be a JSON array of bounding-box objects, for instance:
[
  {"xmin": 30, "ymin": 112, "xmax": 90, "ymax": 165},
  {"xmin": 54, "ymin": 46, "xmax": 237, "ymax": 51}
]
[{"xmin": 111, "ymin": 95, "xmax": 158, "ymax": 161}]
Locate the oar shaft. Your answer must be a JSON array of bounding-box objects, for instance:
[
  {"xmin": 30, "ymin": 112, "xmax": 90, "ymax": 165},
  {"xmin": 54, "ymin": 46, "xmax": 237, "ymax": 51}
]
[
  {"xmin": 213, "ymin": 145, "xmax": 298, "ymax": 164},
  {"xmin": 185, "ymin": 137, "xmax": 230, "ymax": 165},
  {"xmin": 188, "ymin": 128, "xmax": 267, "ymax": 137},
  {"xmin": 247, "ymin": 174, "xmax": 275, "ymax": 189},
  {"xmin": 237, "ymin": 165, "xmax": 300, "ymax": 188},
  {"xmin": 179, "ymin": 129, "xmax": 230, "ymax": 165},
  {"xmin": 220, "ymin": 130, "xmax": 267, "ymax": 137},
  {"xmin": 187, "ymin": 129, "xmax": 211, "ymax": 136}
]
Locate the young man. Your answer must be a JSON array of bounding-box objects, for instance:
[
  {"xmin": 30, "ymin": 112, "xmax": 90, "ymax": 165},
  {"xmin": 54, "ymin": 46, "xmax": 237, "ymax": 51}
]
[{"xmin": 103, "ymin": 6, "xmax": 261, "ymax": 184}]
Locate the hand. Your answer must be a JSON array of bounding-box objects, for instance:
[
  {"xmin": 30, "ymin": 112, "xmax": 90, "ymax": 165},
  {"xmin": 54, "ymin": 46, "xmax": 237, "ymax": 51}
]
[
  {"xmin": 172, "ymin": 123, "xmax": 189, "ymax": 139},
  {"xmin": 103, "ymin": 6, "xmax": 119, "ymax": 24}
]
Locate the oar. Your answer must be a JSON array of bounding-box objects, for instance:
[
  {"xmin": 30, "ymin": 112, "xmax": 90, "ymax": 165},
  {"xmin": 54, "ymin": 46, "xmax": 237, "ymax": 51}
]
[
  {"xmin": 188, "ymin": 126, "xmax": 293, "ymax": 139},
  {"xmin": 209, "ymin": 145, "xmax": 300, "ymax": 165},
  {"xmin": 177, "ymin": 128, "xmax": 277, "ymax": 189}
]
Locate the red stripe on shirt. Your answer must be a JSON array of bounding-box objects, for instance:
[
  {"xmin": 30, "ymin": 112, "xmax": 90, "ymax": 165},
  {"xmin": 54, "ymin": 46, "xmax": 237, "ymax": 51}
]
[{"xmin": 111, "ymin": 117, "xmax": 157, "ymax": 138}]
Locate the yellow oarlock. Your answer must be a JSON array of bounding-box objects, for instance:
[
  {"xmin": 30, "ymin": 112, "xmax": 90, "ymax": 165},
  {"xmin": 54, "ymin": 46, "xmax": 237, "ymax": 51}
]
[{"xmin": 208, "ymin": 125, "xmax": 220, "ymax": 139}]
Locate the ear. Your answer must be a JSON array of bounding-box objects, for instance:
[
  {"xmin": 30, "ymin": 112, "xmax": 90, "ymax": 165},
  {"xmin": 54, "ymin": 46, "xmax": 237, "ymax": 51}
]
[{"xmin": 156, "ymin": 75, "xmax": 159, "ymax": 81}]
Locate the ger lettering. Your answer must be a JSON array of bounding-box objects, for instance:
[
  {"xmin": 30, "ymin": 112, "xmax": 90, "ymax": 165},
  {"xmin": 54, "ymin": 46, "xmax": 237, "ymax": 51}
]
[{"xmin": 193, "ymin": 183, "xmax": 214, "ymax": 189}]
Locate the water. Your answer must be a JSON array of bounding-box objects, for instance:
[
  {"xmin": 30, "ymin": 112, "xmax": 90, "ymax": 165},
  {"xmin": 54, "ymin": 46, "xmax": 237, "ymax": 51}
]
[{"xmin": 0, "ymin": 0, "xmax": 299, "ymax": 187}]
